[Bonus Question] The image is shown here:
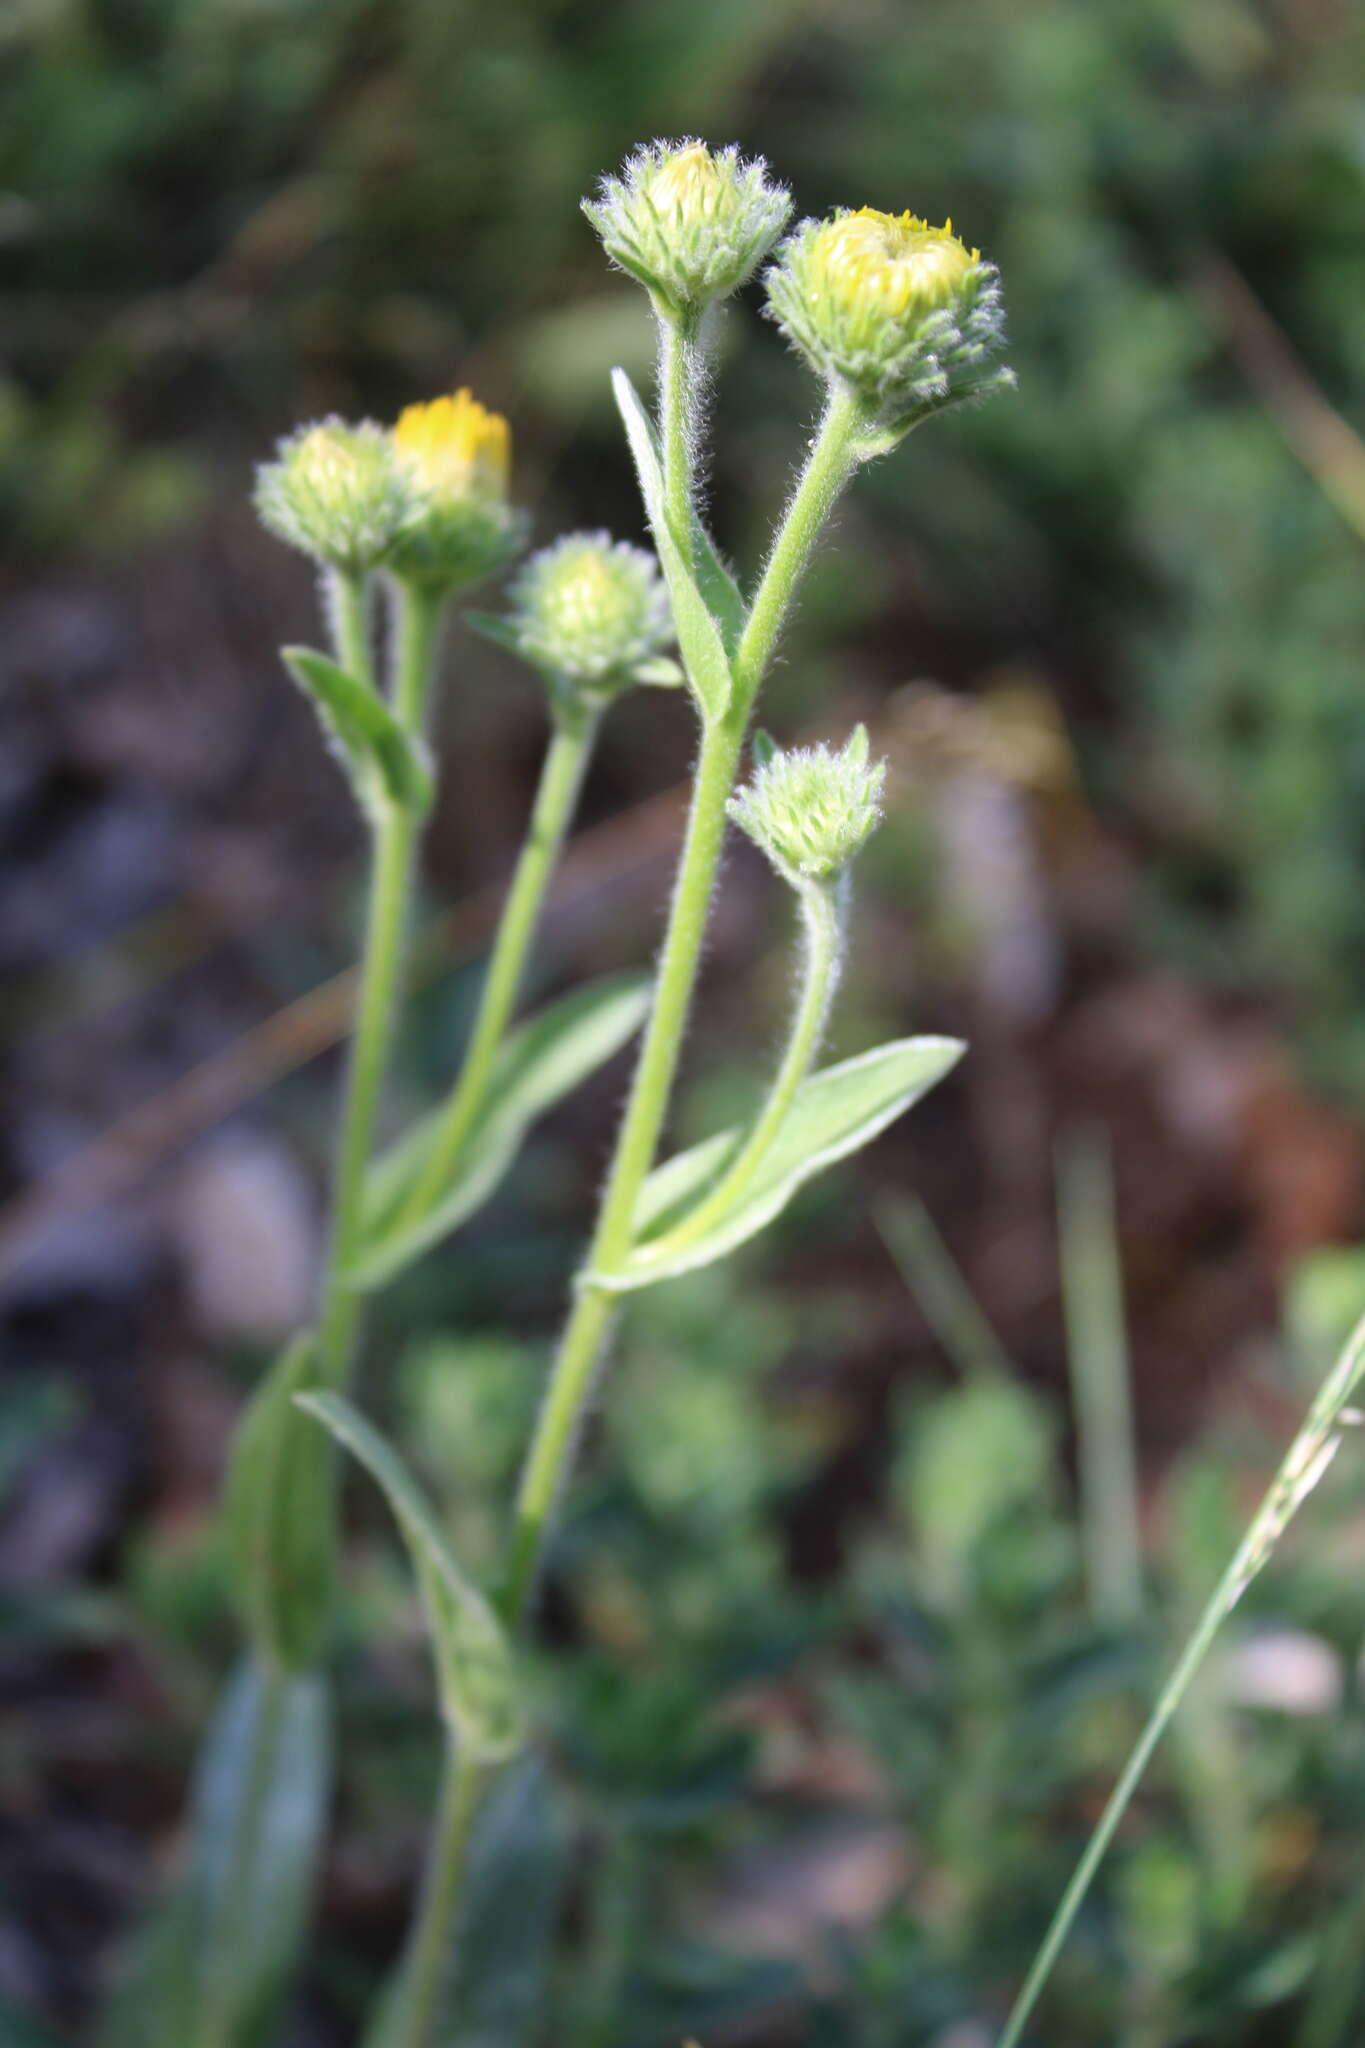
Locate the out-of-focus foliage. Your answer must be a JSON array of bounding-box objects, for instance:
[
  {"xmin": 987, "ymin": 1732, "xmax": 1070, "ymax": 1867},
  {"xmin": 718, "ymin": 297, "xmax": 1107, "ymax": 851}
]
[{"xmin": 6, "ymin": 0, "xmax": 1365, "ymax": 1072}]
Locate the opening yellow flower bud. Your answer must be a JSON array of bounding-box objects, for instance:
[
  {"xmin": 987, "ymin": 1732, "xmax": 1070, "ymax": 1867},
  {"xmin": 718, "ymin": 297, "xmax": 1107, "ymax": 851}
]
[
  {"xmin": 643, "ymin": 141, "xmax": 725, "ymax": 220},
  {"xmin": 809, "ymin": 210, "xmax": 979, "ymax": 326},
  {"xmin": 394, "ymin": 389, "xmax": 510, "ymax": 506}
]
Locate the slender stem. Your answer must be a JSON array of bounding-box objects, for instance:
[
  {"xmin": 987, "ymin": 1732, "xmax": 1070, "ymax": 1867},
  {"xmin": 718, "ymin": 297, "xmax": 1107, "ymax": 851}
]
[
  {"xmin": 1057, "ymin": 1128, "xmax": 1143, "ymax": 1624},
  {"xmin": 502, "ymin": 383, "xmax": 866, "ymax": 1623},
  {"xmin": 731, "ymin": 381, "xmax": 863, "ymax": 703},
  {"xmin": 876, "ymin": 1196, "xmax": 1016, "ymax": 1382},
  {"xmin": 634, "ymin": 874, "xmax": 843, "ymax": 1265},
  {"xmin": 659, "ymin": 311, "xmax": 702, "ymax": 562},
  {"xmin": 997, "ymin": 1309, "xmax": 1365, "ymax": 2048},
  {"xmin": 371, "ymin": 1744, "xmax": 490, "ymax": 2048},
  {"xmin": 314, "ymin": 579, "xmax": 442, "ymax": 1385},
  {"xmin": 391, "ymin": 705, "xmax": 598, "ymax": 1237}
]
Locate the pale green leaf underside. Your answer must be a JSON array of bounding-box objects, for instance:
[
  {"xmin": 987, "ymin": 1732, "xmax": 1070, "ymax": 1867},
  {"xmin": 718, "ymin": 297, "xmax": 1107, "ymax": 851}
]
[
  {"xmin": 594, "ymin": 1035, "xmax": 965, "ymax": 1292},
  {"xmin": 612, "ymin": 367, "xmax": 734, "ymax": 722},
  {"xmin": 352, "ymin": 973, "xmax": 650, "ymax": 1289},
  {"xmin": 99, "ymin": 1656, "xmax": 330, "ymax": 2048},
  {"xmin": 283, "ymin": 647, "xmax": 431, "ymax": 815},
  {"xmin": 224, "ymin": 1333, "xmax": 333, "ymax": 1671},
  {"xmin": 298, "ymin": 1393, "xmax": 523, "ymax": 1761}
]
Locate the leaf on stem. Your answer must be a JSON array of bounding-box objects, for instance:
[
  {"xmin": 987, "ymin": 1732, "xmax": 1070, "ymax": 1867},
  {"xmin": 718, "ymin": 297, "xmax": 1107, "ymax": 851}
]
[
  {"xmin": 351, "ymin": 973, "xmax": 650, "ymax": 1289},
  {"xmin": 593, "ymin": 1035, "xmax": 965, "ymax": 1291},
  {"xmin": 612, "ymin": 368, "xmax": 736, "ymax": 721},
  {"xmin": 297, "ymin": 1393, "xmax": 523, "ymax": 1761},
  {"xmin": 283, "ymin": 646, "xmax": 433, "ymax": 817},
  {"xmin": 224, "ymin": 1333, "xmax": 334, "ymax": 1672},
  {"xmin": 98, "ymin": 1657, "xmax": 331, "ymax": 2048}
]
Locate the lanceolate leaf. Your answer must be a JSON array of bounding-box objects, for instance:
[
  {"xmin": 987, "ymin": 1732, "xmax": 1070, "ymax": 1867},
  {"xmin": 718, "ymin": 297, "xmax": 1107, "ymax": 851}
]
[
  {"xmin": 352, "ymin": 973, "xmax": 650, "ymax": 1290},
  {"xmin": 283, "ymin": 646, "xmax": 433, "ymax": 817},
  {"xmin": 297, "ymin": 1394, "xmax": 523, "ymax": 1761},
  {"xmin": 224, "ymin": 1334, "xmax": 334, "ymax": 1672},
  {"xmin": 612, "ymin": 368, "xmax": 734, "ymax": 722},
  {"xmin": 594, "ymin": 1035, "xmax": 965, "ymax": 1291},
  {"xmin": 99, "ymin": 1657, "xmax": 331, "ymax": 2048}
]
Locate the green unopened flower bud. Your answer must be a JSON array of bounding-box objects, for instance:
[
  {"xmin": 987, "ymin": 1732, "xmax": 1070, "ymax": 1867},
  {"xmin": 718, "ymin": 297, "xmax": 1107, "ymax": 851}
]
[
  {"xmin": 583, "ymin": 139, "xmax": 791, "ymax": 322},
  {"xmin": 255, "ymin": 418, "xmax": 413, "ymax": 578},
  {"xmin": 386, "ymin": 388, "xmax": 526, "ymax": 590},
  {"xmin": 765, "ymin": 208, "xmax": 1012, "ymax": 424},
  {"xmin": 507, "ymin": 532, "xmax": 673, "ymax": 702},
  {"xmin": 729, "ymin": 726, "xmax": 885, "ymax": 883}
]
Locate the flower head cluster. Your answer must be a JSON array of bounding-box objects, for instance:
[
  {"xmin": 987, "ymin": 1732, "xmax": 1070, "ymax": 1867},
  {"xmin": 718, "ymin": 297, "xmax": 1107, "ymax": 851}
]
[
  {"xmin": 583, "ymin": 140, "xmax": 791, "ymax": 321},
  {"xmin": 765, "ymin": 207, "xmax": 1011, "ymax": 422},
  {"xmin": 506, "ymin": 532, "xmax": 673, "ymax": 704},
  {"xmin": 729, "ymin": 726, "xmax": 885, "ymax": 884},
  {"xmin": 387, "ymin": 388, "xmax": 525, "ymax": 589},
  {"xmin": 255, "ymin": 419, "xmax": 416, "ymax": 579}
]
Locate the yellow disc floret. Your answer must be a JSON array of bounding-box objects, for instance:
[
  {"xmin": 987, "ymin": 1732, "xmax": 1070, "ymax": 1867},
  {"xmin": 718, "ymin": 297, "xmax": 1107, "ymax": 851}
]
[
  {"xmin": 393, "ymin": 388, "xmax": 510, "ymax": 506},
  {"xmin": 809, "ymin": 210, "xmax": 979, "ymax": 329},
  {"xmin": 643, "ymin": 141, "xmax": 726, "ymax": 221}
]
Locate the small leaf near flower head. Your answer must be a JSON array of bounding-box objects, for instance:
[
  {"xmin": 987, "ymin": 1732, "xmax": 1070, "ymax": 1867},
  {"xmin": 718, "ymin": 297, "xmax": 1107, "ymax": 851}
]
[
  {"xmin": 254, "ymin": 418, "xmax": 413, "ymax": 578},
  {"xmin": 729, "ymin": 727, "xmax": 886, "ymax": 883},
  {"xmin": 583, "ymin": 139, "xmax": 791, "ymax": 320},
  {"xmin": 765, "ymin": 207, "xmax": 1012, "ymax": 429},
  {"xmin": 387, "ymin": 388, "xmax": 525, "ymax": 591}
]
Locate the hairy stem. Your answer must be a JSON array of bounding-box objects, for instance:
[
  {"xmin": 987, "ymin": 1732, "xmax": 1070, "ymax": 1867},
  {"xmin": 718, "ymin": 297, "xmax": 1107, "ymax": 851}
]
[
  {"xmin": 998, "ymin": 1308, "xmax": 1365, "ymax": 2048},
  {"xmin": 315, "ymin": 578, "xmax": 442, "ymax": 1384},
  {"xmin": 634, "ymin": 872, "xmax": 844, "ymax": 1265},
  {"xmin": 659, "ymin": 310, "xmax": 703, "ymax": 562},
  {"xmin": 391, "ymin": 703, "xmax": 599, "ymax": 1236},
  {"xmin": 502, "ymin": 384, "xmax": 865, "ymax": 1622}
]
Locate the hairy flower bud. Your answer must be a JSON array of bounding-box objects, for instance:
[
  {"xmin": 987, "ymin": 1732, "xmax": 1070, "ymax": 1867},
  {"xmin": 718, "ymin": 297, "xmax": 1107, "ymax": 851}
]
[
  {"xmin": 387, "ymin": 388, "xmax": 525, "ymax": 590},
  {"xmin": 765, "ymin": 208, "xmax": 1011, "ymax": 423},
  {"xmin": 729, "ymin": 726, "xmax": 885, "ymax": 883},
  {"xmin": 507, "ymin": 532, "xmax": 673, "ymax": 702},
  {"xmin": 254, "ymin": 418, "xmax": 414, "ymax": 578},
  {"xmin": 583, "ymin": 139, "xmax": 791, "ymax": 321}
]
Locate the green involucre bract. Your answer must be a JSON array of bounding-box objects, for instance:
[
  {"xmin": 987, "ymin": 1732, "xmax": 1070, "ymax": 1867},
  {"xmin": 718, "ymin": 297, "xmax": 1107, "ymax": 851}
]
[
  {"xmin": 729, "ymin": 726, "xmax": 886, "ymax": 882},
  {"xmin": 583, "ymin": 138, "xmax": 791, "ymax": 319},
  {"xmin": 508, "ymin": 532, "xmax": 672, "ymax": 696},
  {"xmin": 255, "ymin": 418, "xmax": 416, "ymax": 578}
]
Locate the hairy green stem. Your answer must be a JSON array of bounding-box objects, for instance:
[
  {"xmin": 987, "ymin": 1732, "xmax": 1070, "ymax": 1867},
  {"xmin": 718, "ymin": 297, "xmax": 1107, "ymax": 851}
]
[
  {"xmin": 502, "ymin": 383, "xmax": 865, "ymax": 1622},
  {"xmin": 998, "ymin": 1308, "xmax": 1365, "ymax": 2048},
  {"xmin": 369, "ymin": 1744, "xmax": 490, "ymax": 2048},
  {"xmin": 316, "ymin": 578, "xmax": 442, "ymax": 1383},
  {"xmin": 391, "ymin": 704, "xmax": 598, "ymax": 1237},
  {"xmin": 635, "ymin": 872, "xmax": 843, "ymax": 1265},
  {"xmin": 659, "ymin": 311, "xmax": 703, "ymax": 562}
]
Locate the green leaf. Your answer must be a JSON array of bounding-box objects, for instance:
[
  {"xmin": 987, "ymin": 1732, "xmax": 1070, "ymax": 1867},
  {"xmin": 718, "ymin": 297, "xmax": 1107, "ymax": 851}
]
[
  {"xmin": 297, "ymin": 1393, "xmax": 523, "ymax": 1761},
  {"xmin": 352, "ymin": 973, "xmax": 650, "ymax": 1289},
  {"xmin": 224, "ymin": 1334, "xmax": 334, "ymax": 1671},
  {"xmin": 366, "ymin": 1757, "xmax": 568, "ymax": 2048},
  {"xmin": 463, "ymin": 610, "xmax": 525, "ymax": 657},
  {"xmin": 283, "ymin": 646, "xmax": 433, "ymax": 817},
  {"xmin": 100, "ymin": 1657, "xmax": 330, "ymax": 2048},
  {"xmin": 612, "ymin": 367, "xmax": 734, "ymax": 722},
  {"xmin": 596, "ymin": 1035, "xmax": 965, "ymax": 1291},
  {"xmin": 632, "ymin": 653, "xmax": 686, "ymax": 688}
]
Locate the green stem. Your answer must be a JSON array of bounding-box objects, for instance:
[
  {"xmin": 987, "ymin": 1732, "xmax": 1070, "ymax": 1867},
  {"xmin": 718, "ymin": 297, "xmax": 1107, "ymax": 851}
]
[
  {"xmin": 634, "ymin": 873, "xmax": 843, "ymax": 1266},
  {"xmin": 390, "ymin": 704, "xmax": 598, "ymax": 1238},
  {"xmin": 659, "ymin": 311, "xmax": 702, "ymax": 562},
  {"xmin": 370, "ymin": 1744, "xmax": 490, "ymax": 2048},
  {"xmin": 1057, "ymin": 1128, "xmax": 1143, "ymax": 1625},
  {"xmin": 998, "ymin": 1308, "xmax": 1365, "ymax": 2048},
  {"xmin": 502, "ymin": 384, "xmax": 865, "ymax": 1623},
  {"xmin": 314, "ymin": 579, "xmax": 442, "ymax": 1384}
]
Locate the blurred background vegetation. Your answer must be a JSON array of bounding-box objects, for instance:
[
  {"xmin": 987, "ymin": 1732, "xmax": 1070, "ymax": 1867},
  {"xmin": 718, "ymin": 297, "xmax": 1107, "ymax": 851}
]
[{"xmin": 4, "ymin": 1, "xmax": 1365, "ymax": 2043}]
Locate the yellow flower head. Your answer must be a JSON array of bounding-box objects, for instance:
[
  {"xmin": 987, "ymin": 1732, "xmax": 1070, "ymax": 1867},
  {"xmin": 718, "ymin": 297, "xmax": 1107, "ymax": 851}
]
[
  {"xmin": 809, "ymin": 210, "xmax": 979, "ymax": 327},
  {"xmin": 583, "ymin": 139, "xmax": 790, "ymax": 317},
  {"xmin": 765, "ymin": 203, "xmax": 1010, "ymax": 419},
  {"xmin": 393, "ymin": 388, "xmax": 510, "ymax": 507},
  {"xmin": 643, "ymin": 141, "xmax": 725, "ymax": 221}
]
